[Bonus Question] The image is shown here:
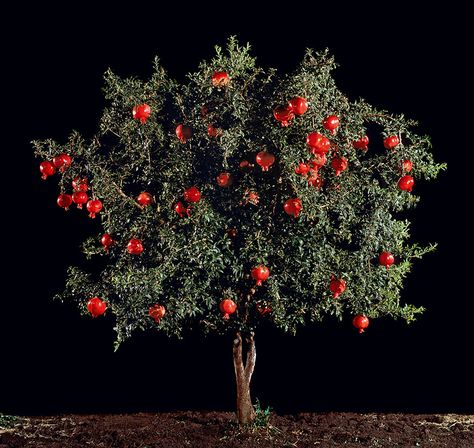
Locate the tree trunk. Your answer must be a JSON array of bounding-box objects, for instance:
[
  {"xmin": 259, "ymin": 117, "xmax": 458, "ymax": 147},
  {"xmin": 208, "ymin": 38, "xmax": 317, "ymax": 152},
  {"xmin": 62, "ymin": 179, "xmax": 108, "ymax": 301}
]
[{"xmin": 233, "ymin": 332, "xmax": 256, "ymax": 425}]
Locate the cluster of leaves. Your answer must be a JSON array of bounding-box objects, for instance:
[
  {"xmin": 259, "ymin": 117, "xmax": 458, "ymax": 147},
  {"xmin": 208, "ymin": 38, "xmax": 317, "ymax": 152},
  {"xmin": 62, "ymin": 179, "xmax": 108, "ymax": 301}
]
[
  {"xmin": 33, "ymin": 37, "xmax": 445, "ymax": 346},
  {"xmin": 0, "ymin": 413, "xmax": 19, "ymax": 429},
  {"xmin": 252, "ymin": 399, "xmax": 272, "ymax": 429}
]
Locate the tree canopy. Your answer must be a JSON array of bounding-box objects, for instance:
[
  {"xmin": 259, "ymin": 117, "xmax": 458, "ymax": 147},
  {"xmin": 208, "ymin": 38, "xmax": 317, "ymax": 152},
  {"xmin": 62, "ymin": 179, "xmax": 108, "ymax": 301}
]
[{"xmin": 33, "ymin": 37, "xmax": 445, "ymax": 348}]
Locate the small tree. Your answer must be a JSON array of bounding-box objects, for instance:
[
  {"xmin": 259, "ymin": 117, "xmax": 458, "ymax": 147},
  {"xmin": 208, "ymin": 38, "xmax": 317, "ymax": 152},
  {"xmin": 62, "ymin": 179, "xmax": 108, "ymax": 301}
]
[{"xmin": 33, "ymin": 38, "xmax": 444, "ymax": 425}]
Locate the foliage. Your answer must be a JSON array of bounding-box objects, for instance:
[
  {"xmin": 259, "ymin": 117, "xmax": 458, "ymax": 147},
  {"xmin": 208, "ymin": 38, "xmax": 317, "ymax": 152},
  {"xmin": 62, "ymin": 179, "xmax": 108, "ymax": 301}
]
[
  {"xmin": 33, "ymin": 37, "xmax": 445, "ymax": 346},
  {"xmin": 0, "ymin": 413, "xmax": 19, "ymax": 429},
  {"xmin": 253, "ymin": 399, "xmax": 272, "ymax": 428}
]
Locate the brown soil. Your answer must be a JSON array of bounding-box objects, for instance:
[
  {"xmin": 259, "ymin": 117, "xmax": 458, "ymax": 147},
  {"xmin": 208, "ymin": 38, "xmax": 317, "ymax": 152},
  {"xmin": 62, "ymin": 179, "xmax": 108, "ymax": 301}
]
[{"xmin": 1, "ymin": 412, "xmax": 473, "ymax": 448}]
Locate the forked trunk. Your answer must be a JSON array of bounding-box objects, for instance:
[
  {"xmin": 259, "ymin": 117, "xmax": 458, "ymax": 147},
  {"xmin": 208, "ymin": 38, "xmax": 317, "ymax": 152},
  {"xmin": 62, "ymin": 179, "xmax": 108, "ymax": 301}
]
[{"xmin": 233, "ymin": 332, "xmax": 256, "ymax": 425}]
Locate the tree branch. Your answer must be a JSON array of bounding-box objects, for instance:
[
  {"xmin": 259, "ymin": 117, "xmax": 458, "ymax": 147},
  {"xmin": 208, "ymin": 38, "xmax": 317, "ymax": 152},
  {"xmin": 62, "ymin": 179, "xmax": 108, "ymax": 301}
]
[
  {"xmin": 244, "ymin": 332, "xmax": 256, "ymax": 383},
  {"xmin": 239, "ymin": 68, "xmax": 262, "ymax": 95},
  {"xmin": 95, "ymin": 164, "xmax": 143, "ymax": 210},
  {"xmin": 364, "ymin": 113, "xmax": 397, "ymax": 121},
  {"xmin": 233, "ymin": 332, "xmax": 244, "ymax": 378},
  {"xmin": 111, "ymin": 181, "xmax": 143, "ymax": 210},
  {"xmin": 240, "ymin": 286, "xmax": 257, "ymax": 324}
]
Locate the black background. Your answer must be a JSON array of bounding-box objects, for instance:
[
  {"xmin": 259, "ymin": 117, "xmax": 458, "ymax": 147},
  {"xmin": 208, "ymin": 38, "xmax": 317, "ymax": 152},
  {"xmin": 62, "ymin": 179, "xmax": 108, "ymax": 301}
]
[{"xmin": 1, "ymin": 5, "xmax": 472, "ymax": 416}]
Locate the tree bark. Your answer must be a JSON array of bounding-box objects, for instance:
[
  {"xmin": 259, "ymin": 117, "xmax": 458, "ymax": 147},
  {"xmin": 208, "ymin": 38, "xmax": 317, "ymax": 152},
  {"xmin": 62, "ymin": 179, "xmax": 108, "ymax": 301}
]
[{"xmin": 233, "ymin": 332, "xmax": 256, "ymax": 425}]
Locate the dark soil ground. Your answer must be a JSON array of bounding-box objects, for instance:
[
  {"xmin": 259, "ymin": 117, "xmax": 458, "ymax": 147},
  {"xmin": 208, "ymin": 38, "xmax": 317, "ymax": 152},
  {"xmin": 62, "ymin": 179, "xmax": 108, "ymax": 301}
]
[{"xmin": 1, "ymin": 412, "xmax": 473, "ymax": 447}]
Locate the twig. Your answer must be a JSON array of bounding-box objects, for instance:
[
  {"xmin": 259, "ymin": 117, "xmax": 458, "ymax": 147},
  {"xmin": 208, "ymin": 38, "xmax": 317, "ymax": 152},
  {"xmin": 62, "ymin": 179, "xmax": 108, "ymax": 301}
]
[
  {"xmin": 239, "ymin": 68, "xmax": 262, "ymax": 95},
  {"xmin": 364, "ymin": 113, "xmax": 398, "ymax": 121}
]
